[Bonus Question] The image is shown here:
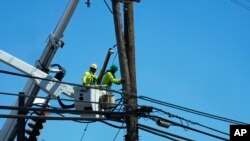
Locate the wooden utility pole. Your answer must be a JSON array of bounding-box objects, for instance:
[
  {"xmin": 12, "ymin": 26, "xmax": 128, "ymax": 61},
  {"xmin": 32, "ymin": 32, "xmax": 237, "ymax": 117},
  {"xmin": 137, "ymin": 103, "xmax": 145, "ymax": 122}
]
[
  {"xmin": 124, "ymin": 1, "xmax": 138, "ymax": 141},
  {"xmin": 112, "ymin": 0, "xmax": 138, "ymax": 140},
  {"xmin": 111, "ymin": 1, "xmax": 131, "ymax": 91}
]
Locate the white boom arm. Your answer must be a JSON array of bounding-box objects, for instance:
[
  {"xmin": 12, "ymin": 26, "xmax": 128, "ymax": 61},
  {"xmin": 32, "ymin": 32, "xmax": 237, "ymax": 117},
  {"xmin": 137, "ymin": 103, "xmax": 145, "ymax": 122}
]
[
  {"xmin": 0, "ymin": 50, "xmax": 75, "ymax": 141},
  {"xmin": 0, "ymin": 50, "xmax": 74, "ymax": 98}
]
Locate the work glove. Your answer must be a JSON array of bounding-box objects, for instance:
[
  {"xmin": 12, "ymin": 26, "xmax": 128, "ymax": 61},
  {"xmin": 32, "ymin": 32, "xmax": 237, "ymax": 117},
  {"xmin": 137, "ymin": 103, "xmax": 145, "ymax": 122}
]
[{"xmin": 121, "ymin": 78, "xmax": 125, "ymax": 83}]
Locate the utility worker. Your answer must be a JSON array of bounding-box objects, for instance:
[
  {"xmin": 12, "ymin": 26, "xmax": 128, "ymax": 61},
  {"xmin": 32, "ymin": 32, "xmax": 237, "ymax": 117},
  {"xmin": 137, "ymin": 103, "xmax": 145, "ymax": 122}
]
[
  {"xmin": 101, "ymin": 65, "xmax": 123, "ymax": 109},
  {"xmin": 102, "ymin": 65, "xmax": 123, "ymax": 87},
  {"xmin": 82, "ymin": 63, "xmax": 98, "ymax": 87}
]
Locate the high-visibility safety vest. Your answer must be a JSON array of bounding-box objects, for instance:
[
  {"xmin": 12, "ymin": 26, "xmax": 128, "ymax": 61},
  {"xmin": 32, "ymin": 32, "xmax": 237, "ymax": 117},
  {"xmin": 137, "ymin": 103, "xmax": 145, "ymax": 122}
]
[
  {"xmin": 82, "ymin": 71, "xmax": 98, "ymax": 85},
  {"xmin": 102, "ymin": 72, "xmax": 121, "ymax": 86}
]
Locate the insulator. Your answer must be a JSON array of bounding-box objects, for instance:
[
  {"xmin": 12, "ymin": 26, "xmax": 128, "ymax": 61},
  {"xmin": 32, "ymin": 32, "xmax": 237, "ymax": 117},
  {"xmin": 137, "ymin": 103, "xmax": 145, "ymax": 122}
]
[
  {"xmin": 26, "ymin": 113, "xmax": 46, "ymax": 140},
  {"xmin": 25, "ymin": 128, "xmax": 41, "ymax": 136},
  {"xmin": 28, "ymin": 121, "xmax": 36, "ymax": 128},
  {"xmin": 28, "ymin": 135, "xmax": 38, "ymax": 141},
  {"xmin": 25, "ymin": 129, "xmax": 33, "ymax": 135}
]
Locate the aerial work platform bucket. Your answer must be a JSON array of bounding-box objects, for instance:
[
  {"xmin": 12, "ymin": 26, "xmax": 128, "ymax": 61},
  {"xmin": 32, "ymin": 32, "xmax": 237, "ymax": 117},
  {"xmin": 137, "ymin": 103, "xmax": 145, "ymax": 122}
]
[{"xmin": 73, "ymin": 86, "xmax": 115, "ymax": 119}]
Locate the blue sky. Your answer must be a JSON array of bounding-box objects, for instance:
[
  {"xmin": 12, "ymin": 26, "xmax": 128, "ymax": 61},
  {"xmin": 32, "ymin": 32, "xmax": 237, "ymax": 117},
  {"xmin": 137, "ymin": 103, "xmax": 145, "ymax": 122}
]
[{"xmin": 0, "ymin": 0, "xmax": 250, "ymax": 141}]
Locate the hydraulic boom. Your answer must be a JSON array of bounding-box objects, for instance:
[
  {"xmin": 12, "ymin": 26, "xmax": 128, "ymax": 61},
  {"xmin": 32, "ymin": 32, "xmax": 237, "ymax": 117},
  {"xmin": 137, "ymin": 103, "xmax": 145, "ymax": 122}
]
[{"xmin": 0, "ymin": 1, "xmax": 79, "ymax": 140}]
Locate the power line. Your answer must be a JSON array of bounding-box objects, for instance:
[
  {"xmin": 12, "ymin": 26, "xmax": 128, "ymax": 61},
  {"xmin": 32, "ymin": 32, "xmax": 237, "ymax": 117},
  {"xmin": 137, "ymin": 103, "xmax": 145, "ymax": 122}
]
[
  {"xmin": 0, "ymin": 91, "xmax": 123, "ymax": 108},
  {"xmin": 0, "ymin": 94, "xmax": 230, "ymax": 139},
  {"xmin": 111, "ymin": 44, "xmax": 118, "ymax": 65},
  {"xmin": 0, "ymin": 88, "xmax": 239, "ymax": 140},
  {"xmin": 0, "ymin": 113, "xmax": 106, "ymax": 121},
  {"xmin": 80, "ymin": 123, "xmax": 89, "ymax": 141},
  {"xmin": 46, "ymin": 105, "xmax": 95, "ymax": 124},
  {"xmin": 100, "ymin": 121, "xmax": 126, "ymax": 129},
  {"xmin": 0, "ymin": 69, "xmax": 124, "ymax": 95},
  {"xmin": 112, "ymin": 122, "xmax": 124, "ymax": 141},
  {"xmin": 2, "ymin": 97, "xmax": 229, "ymax": 140},
  {"xmin": 230, "ymin": 0, "xmax": 250, "ymax": 11},
  {"xmin": 0, "ymin": 69, "xmax": 81, "ymax": 87},
  {"xmin": 139, "ymin": 126, "xmax": 179, "ymax": 141},
  {"xmin": 0, "ymin": 69, "xmax": 240, "ymax": 140},
  {"xmin": 138, "ymin": 124, "xmax": 195, "ymax": 141},
  {"xmin": 1, "ymin": 69, "xmax": 247, "ymax": 125},
  {"xmin": 0, "ymin": 95, "xmax": 230, "ymax": 140},
  {"xmin": 112, "ymin": 102, "xmax": 125, "ymax": 141},
  {"xmin": 144, "ymin": 115, "xmax": 229, "ymax": 141},
  {"xmin": 138, "ymin": 95, "xmax": 248, "ymax": 125},
  {"xmin": 104, "ymin": 0, "xmax": 113, "ymax": 14},
  {"xmin": 0, "ymin": 104, "xmax": 140, "ymax": 117},
  {"xmin": 152, "ymin": 107, "xmax": 229, "ymax": 136}
]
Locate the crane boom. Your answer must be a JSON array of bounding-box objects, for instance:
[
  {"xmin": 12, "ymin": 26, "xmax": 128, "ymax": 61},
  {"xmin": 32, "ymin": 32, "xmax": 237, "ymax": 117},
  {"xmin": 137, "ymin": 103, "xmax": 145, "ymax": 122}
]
[
  {"xmin": 0, "ymin": 0, "xmax": 79, "ymax": 140},
  {"xmin": 0, "ymin": 50, "xmax": 74, "ymax": 98}
]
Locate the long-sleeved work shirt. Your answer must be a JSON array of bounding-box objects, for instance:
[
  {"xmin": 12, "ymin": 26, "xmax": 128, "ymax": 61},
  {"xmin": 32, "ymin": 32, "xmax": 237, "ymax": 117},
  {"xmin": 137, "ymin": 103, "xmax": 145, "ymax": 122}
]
[
  {"xmin": 102, "ymin": 72, "xmax": 121, "ymax": 86},
  {"xmin": 82, "ymin": 71, "xmax": 98, "ymax": 85}
]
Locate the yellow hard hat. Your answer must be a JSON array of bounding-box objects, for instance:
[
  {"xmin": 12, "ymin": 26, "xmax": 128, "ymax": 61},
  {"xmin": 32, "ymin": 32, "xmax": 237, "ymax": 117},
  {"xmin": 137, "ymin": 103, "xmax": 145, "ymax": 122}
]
[{"xmin": 90, "ymin": 63, "xmax": 98, "ymax": 69}]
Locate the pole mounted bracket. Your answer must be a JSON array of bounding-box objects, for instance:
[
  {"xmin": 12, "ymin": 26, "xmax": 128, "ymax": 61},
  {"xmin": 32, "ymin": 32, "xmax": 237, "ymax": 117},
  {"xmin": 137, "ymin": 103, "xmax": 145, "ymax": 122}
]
[
  {"xmin": 133, "ymin": 106, "xmax": 153, "ymax": 115},
  {"xmin": 49, "ymin": 34, "xmax": 65, "ymax": 48}
]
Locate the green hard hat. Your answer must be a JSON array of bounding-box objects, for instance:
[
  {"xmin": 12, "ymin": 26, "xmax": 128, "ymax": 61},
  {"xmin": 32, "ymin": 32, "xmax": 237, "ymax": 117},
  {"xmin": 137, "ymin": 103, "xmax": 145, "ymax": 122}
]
[{"xmin": 110, "ymin": 65, "xmax": 118, "ymax": 72}]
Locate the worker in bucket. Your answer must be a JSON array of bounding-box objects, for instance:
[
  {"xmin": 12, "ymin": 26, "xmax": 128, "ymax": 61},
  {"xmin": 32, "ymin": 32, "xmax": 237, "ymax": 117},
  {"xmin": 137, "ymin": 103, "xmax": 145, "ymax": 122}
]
[
  {"xmin": 82, "ymin": 63, "xmax": 98, "ymax": 87},
  {"xmin": 102, "ymin": 65, "xmax": 124, "ymax": 88},
  {"xmin": 101, "ymin": 65, "xmax": 123, "ymax": 109}
]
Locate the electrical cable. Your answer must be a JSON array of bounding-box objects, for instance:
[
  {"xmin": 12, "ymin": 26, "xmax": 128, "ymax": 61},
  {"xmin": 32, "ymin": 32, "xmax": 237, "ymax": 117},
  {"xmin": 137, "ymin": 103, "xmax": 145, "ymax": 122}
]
[
  {"xmin": 112, "ymin": 122, "xmax": 124, "ymax": 141},
  {"xmin": 111, "ymin": 44, "xmax": 118, "ymax": 65},
  {"xmin": 112, "ymin": 99, "xmax": 125, "ymax": 141},
  {"xmin": 0, "ymin": 104, "xmax": 146, "ymax": 122},
  {"xmin": 112, "ymin": 52, "xmax": 118, "ymax": 65},
  {"xmin": 0, "ymin": 113, "xmax": 107, "ymax": 121},
  {"xmin": 25, "ymin": 111, "xmax": 36, "ymax": 125},
  {"xmin": 80, "ymin": 123, "xmax": 89, "ymax": 141},
  {"xmin": 0, "ymin": 105, "xmax": 126, "ymax": 117},
  {"xmin": 6, "ymin": 92, "xmax": 229, "ymax": 140},
  {"xmin": 0, "ymin": 69, "xmax": 134, "ymax": 110},
  {"xmin": 138, "ymin": 123, "xmax": 195, "ymax": 141},
  {"xmin": 104, "ymin": 0, "xmax": 113, "ymax": 14},
  {"xmin": 0, "ymin": 69, "xmax": 241, "ymax": 140},
  {"xmin": 1, "ymin": 95, "xmax": 229, "ymax": 140},
  {"xmin": 48, "ymin": 101, "xmax": 126, "ymax": 141},
  {"xmin": 0, "ymin": 69, "xmax": 124, "ymax": 95},
  {"xmin": 0, "ymin": 89, "xmax": 241, "ymax": 137},
  {"xmin": 153, "ymin": 107, "xmax": 229, "ymax": 136},
  {"xmin": 230, "ymin": 0, "xmax": 250, "ymax": 11},
  {"xmin": 36, "ymin": 104, "xmax": 95, "ymax": 124},
  {"xmin": 57, "ymin": 96, "xmax": 74, "ymax": 108},
  {"xmin": 139, "ymin": 126, "xmax": 179, "ymax": 141},
  {"xmin": 0, "ymin": 91, "xmax": 123, "ymax": 108},
  {"xmin": 138, "ymin": 95, "xmax": 247, "ymax": 125},
  {"xmin": 0, "ymin": 69, "xmax": 82, "ymax": 88},
  {"xmin": 100, "ymin": 121, "xmax": 126, "ymax": 129},
  {"xmin": 0, "ymin": 92, "xmax": 23, "ymax": 97},
  {"xmin": 0, "ymin": 91, "xmax": 136, "ymax": 114},
  {"xmin": 144, "ymin": 114, "xmax": 229, "ymax": 141},
  {"xmin": 112, "ymin": 98, "xmax": 124, "ymax": 112}
]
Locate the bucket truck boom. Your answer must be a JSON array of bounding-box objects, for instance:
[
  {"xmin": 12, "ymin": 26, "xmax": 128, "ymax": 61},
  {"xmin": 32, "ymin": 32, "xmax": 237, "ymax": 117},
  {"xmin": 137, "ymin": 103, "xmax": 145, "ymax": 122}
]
[
  {"xmin": 0, "ymin": 49, "xmax": 113, "ymax": 140},
  {"xmin": 0, "ymin": 0, "xmax": 79, "ymax": 140}
]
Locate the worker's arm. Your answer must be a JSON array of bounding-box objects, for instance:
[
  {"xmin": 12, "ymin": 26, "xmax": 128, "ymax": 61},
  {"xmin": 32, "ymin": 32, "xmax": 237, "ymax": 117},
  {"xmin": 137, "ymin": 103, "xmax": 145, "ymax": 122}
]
[
  {"xmin": 82, "ymin": 72, "xmax": 90, "ymax": 86},
  {"xmin": 106, "ymin": 72, "xmax": 122, "ymax": 85}
]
